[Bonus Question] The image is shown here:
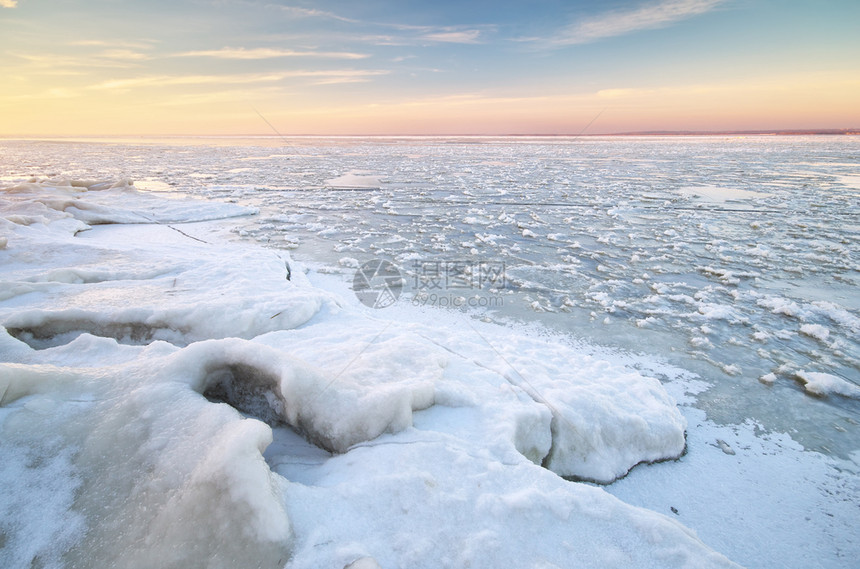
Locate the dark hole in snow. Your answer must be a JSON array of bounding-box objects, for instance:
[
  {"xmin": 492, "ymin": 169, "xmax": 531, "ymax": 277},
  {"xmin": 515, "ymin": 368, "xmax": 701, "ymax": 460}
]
[
  {"xmin": 202, "ymin": 363, "xmax": 288, "ymax": 427},
  {"xmin": 200, "ymin": 362, "xmax": 333, "ymax": 475}
]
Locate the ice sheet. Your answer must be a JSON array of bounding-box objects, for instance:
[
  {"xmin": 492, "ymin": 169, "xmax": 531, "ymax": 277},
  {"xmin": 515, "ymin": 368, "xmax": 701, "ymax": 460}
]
[
  {"xmin": 2, "ymin": 135, "xmax": 858, "ymax": 569},
  {"xmin": 1, "ymin": 179, "xmax": 736, "ymax": 568},
  {"xmin": 154, "ymin": 135, "xmax": 856, "ymax": 458}
]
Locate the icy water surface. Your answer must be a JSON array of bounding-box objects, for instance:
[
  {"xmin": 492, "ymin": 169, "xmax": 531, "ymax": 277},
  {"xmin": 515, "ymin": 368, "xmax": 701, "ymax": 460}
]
[{"xmin": 2, "ymin": 135, "xmax": 858, "ymax": 456}]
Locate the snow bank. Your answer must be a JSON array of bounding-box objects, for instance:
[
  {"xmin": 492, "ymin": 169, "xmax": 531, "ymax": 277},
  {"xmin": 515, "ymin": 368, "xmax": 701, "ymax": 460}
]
[
  {"xmin": 254, "ymin": 316, "xmax": 686, "ymax": 483},
  {"xmin": 0, "ymin": 355, "xmax": 294, "ymax": 569},
  {"xmin": 0, "ymin": 180, "xmax": 737, "ymax": 568},
  {"xmin": 282, "ymin": 429, "xmax": 736, "ymax": 569},
  {"xmin": 1, "ymin": 181, "xmax": 332, "ymax": 347},
  {"xmin": 429, "ymin": 327, "xmax": 687, "ymax": 483}
]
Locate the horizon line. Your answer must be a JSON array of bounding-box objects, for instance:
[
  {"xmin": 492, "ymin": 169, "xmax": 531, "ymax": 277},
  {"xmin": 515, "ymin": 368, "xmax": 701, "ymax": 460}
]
[{"xmin": 2, "ymin": 128, "xmax": 858, "ymax": 139}]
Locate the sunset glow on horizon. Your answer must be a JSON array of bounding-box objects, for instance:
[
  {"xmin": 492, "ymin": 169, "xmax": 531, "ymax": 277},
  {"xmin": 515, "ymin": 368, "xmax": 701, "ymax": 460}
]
[{"xmin": 1, "ymin": 0, "xmax": 859, "ymax": 136}]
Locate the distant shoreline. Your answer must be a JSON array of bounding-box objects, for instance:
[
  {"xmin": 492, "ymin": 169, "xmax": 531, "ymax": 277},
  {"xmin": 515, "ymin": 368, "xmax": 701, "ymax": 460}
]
[
  {"xmin": 2, "ymin": 129, "xmax": 858, "ymax": 139},
  {"xmin": 601, "ymin": 129, "xmax": 860, "ymax": 136}
]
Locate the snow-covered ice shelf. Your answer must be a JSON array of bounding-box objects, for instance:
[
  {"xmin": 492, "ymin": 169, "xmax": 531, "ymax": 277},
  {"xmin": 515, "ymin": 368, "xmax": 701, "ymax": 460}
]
[
  {"xmin": 0, "ymin": 180, "xmax": 736, "ymax": 568},
  {"xmin": 1, "ymin": 135, "xmax": 858, "ymax": 569}
]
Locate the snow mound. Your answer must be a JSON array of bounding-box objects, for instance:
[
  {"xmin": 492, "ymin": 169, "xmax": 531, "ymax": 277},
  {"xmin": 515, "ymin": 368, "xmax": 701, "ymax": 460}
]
[
  {"xmin": 799, "ymin": 323, "xmax": 830, "ymax": 342},
  {"xmin": 456, "ymin": 332, "xmax": 687, "ymax": 483},
  {"xmin": 0, "ymin": 358, "xmax": 293, "ymax": 569},
  {"xmin": 795, "ymin": 370, "xmax": 860, "ymax": 398},
  {"xmin": 255, "ymin": 316, "xmax": 686, "ymax": 483},
  {"xmin": 176, "ymin": 338, "xmax": 437, "ymax": 453}
]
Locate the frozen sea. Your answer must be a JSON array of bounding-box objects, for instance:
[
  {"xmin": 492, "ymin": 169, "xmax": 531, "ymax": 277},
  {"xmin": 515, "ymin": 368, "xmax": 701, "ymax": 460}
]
[
  {"xmin": 3, "ymin": 135, "xmax": 857, "ymax": 454},
  {"xmin": 1, "ymin": 135, "xmax": 859, "ymax": 569}
]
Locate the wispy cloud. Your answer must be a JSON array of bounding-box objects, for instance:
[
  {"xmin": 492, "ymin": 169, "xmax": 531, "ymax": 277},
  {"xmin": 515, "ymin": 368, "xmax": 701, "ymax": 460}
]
[
  {"xmin": 6, "ymin": 41, "xmax": 155, "ymax": 73},
  {"xmin": 9, "ymin": 52, "xmax": 145, "ymax": 70},
  {"xmin": 89, "ymin": 74, "xmax": 279, "ymax": 91},
  {"xmin": 364, "ymin": 26, "xmax": 490, "ymax": 47},
  {"xmin": 0, "ymin": 0, "xmax": 18, "ymax": 8},
  {"xmin": 311, "ymin": 76, "xmax": 376, "ymax": 86},
  {"xmin": 275, "ymin": 5, "xmax": 360, "ymax": 24},
  {"xmin": 419, "ymin": 29, "xmax": 483, "ymax": 44},
  {"xmin": 68, "ymin": 39, "xmax": 157, "ymax": 50},
  {"xmin": 99, "ymin": 49, "xmax": 152, "ymax": 61},
  {"xmin": 89, "ymin": 69, "xmax": 389, "ymax": 91},
  {"xmin": 69, "ymin": 40, "xmax": 114, "ymax": 47},
  {"xmin": 388, "ymin": 22, "xmax": 493, "ymax": 44},
  {"xmin": 173, "ymin": 47, "xmax": 368, "ymax": 60},
  {"xmin": 540, "ymin": 0, "xmax": 726, "ymax": 46},
  {"xmin": 274, "ymin": 4, "xmax": 491, "ymax": 46},
  {"xmin": 294, "ymin": 69, "xmax": 389, "ymax": 84}
]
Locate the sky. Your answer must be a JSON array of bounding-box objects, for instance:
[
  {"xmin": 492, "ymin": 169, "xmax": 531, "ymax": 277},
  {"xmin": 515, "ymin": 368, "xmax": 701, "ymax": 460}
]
[{"xmin": 1, "ymin": 0, "xmax": 858, "ymax": 135}]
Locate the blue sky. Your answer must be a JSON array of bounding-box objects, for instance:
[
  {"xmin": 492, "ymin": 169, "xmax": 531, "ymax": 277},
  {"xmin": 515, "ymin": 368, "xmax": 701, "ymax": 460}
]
[{"xmin": 1, "ymin": 0, "xmax": 858, "ymax": 134}]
